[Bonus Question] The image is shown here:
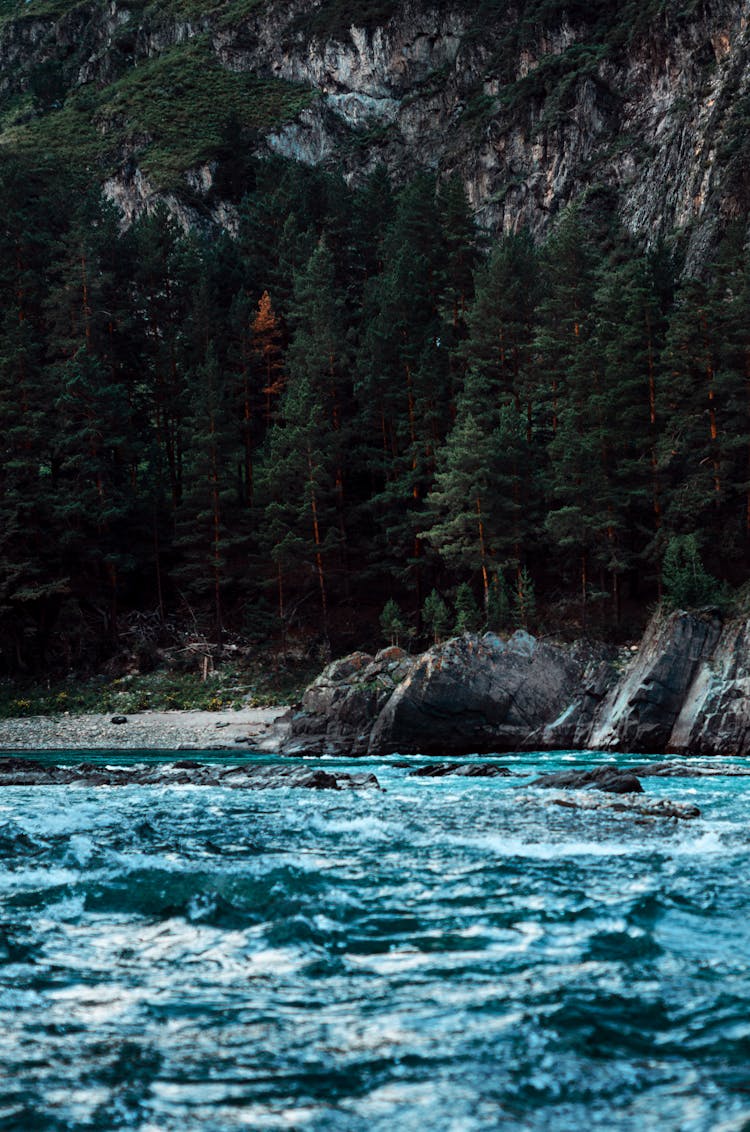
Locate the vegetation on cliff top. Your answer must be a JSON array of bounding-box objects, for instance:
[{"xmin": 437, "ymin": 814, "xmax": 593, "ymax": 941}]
[{"xmin": 0, "ymin": 37, "xmax": 314, "ymax": 189}]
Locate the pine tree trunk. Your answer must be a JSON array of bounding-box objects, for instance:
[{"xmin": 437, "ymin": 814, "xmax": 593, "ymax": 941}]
[{"xmin": 307, "ymin": 443, "xmax": 328, "ymax": 634}]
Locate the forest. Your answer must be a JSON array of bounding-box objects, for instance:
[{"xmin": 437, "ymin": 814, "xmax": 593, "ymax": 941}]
[{"xmin": 1, "ymin": 149, "xmax": 748, "ymax": 674}]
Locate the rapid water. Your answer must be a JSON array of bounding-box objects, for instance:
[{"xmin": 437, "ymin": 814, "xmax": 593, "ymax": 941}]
[{"xmin": 1, "ymin": 749, "xmax": 749, "ymax": 1132}]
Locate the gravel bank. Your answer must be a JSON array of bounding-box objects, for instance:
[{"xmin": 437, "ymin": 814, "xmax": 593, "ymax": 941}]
[{"xmin": 0, "ymin": 707, "xmax": 290, "ymax": 751}]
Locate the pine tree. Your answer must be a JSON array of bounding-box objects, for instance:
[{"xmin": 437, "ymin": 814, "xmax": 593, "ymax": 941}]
[
  {"xmin": 173, "ymin": 344, "xmax": 245, "ymax": 641},
  {"xmin": 422, "ymin": 588, "xmax": 451, "ymax": 644},
  {"xmin": 256, "ymin": 375, "xmax": 340, "ymax": 635},
  {"xmin": 454, "ymin": 582, "xmax": 482, "ymax": 634},
  {"xmin": 513, "ymin": 567, "xmax": 536, "ymax": 630},
  {"xmin": 486, "ymin": 572, "xmax": 511, "ymax": 632},
  {"xmin": 661, "ymin": 534, "xmax": 721, "ymax": 609},
  {"xmin": 380, "ymin": 598, "xmax": 405, "ymax": 646}
]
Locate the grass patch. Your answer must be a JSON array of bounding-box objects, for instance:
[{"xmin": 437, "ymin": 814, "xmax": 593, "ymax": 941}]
[
  {"xmin": 0, "ymin": 0, "xmax": 85, "ymax": 25},
  {"xmin": 0, "ymin": 37, "xmax": 315, "ymax": 189}
]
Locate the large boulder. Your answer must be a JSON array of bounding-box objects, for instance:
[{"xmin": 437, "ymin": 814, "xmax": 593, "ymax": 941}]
[
  {"xmin": 367, "ymin": 631, "xmax": 589, "ymax": 755},
  {"xmin": 280, "ymin": 646, "xmax": 414, "ymax": 757}
]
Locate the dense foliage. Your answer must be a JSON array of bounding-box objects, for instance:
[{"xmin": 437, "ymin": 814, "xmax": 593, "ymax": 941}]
[{"xmin": 0, "ymin": 152, "xmax": 748, "ymax": 672}]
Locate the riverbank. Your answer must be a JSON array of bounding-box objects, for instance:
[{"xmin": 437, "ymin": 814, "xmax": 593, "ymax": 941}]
[{"xmin": 0, "ymin": 706, "xmax": 289, "ymax": 750}]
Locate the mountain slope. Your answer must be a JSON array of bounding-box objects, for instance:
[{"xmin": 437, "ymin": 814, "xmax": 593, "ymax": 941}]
[{"xmin": 0, "ymin": 0, "xmax": 747, "ymax": 262}]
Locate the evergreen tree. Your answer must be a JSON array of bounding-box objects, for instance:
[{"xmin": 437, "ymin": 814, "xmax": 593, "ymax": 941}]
[
  {"xmin": 422, "ymin": 588, "xmax": 451, "ymax": 644},
  {"xmin": 513, "ymin": 566, "xmax": 537, "ymax": 630},
  {"xmin": 380, "ymin": 598, "xmax": 405, "ymax": 646},
  {"xmin": 486, "ymin": 572, "xmax": 511, "ymax": 632},
  {"xmin": 661, "ymin": 534, "xmax": 721, "ymax": 609},
  {"xmin": 256, "ymin": 375, "xmax": 339, "ymax": 635},
  {"xmin": 454, "ymin": 582, "xmax": 482, "ymax": 634}
]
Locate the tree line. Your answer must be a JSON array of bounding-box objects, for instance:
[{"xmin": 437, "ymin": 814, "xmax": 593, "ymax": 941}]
[{"xmin": 0, "ymin": 154, "xmax": 747, "ymax": 672}]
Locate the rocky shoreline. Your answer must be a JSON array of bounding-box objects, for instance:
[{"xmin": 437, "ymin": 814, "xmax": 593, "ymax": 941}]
[
  {"xmin": 3, "ymin": 608, "xmax": 750, "ymax": 761},
  {"xmin": 280, "ymin": 609, "xmax": 750, "ymax": 760}
]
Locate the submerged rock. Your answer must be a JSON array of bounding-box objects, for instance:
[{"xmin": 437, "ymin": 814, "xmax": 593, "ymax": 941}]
[
  {"xmin": 529, "ymin": 793, "xmax": 702, "ymax": 821},
  {"xmin": 531, "ymin": 765, "xmax": 644, "ymax": 795},
  {"xmin": 408, "ymin": 763, "xmax": 512, "ymax": 778},
  {"xmin": 0, "ymin": 759, "xmax": 380, "ymax": 791},
  {"xmin": 631, "ymin": 760, "xmax": 750, "ymax": 777}
]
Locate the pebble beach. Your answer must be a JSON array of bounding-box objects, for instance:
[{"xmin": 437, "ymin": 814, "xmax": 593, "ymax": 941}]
[{"xmin": 0, "ymin": 707, "xmax": 288, "ymax": 750}]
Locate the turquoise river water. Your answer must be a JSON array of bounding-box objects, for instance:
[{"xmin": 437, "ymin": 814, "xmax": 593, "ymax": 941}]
[{"xmin": 0, "ymin": 749, "xmax": 749, "ymax": 1131}]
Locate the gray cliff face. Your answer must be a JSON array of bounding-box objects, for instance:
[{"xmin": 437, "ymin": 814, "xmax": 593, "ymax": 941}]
[
  {"xmin": 262, "ymin": 1, "xmax": 749, "ymax": 267},
  {"xmin": 1, "ymin": 0, "xmax": 747, "ymax": 257},
  {"xmin": 583, "ymin": 610, "xmax": 750, "ymax": 757},
  {"xmin": 226, "ymin": 0, "xmax": 750, "ymax": 264},
  {"xmin": 285, "ymin": 611, "xmax": 750, "ymax": 758},
  {"xmin": 586, "ymin": 611, "xmax": 724, "ymax": 754},
  {"xmin": 367, "ymin": 631, "xmax": 587, "ymax": 755}
]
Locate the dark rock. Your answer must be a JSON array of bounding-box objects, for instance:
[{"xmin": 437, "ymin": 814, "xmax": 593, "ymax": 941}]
[
  {"xmin": 281, "ymin": 647, "xmax": 415, "ymax": 757},
  {"xmin": 543, "ymin": 794, "xmax": 701, "ymax": 820},
  {"xmin": 408, "ymin": 762, "xmax": 511, "ymax": 778},
  {"xmin": 110, "ymin": 716, "xmax": 128, "ymax": 725},
  {"xmin": 531, "ymin": 764, "xmax": 644, "ymax": 794},
  {"xmin": 368, "ymin": 632, "xmax": 587, "ymax": 756},
  {"xmin": 0, "ymin": 760, "xmax": 380, "ymax": 791},
  {"xmin": 630, "ymin": 759, "xmax": 750, "ymax": 778},
  {"xmin": 278, "ymin": 610, "xmax": 750, "ymax": 762},
  {"xmin": 586, "ymin": 611, "xmax": 722, "ymax": 753}
]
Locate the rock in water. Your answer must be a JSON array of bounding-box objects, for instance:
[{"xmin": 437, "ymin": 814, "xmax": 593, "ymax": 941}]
[
  {"xmin": 0, "ymin": 760, "xmax": 380, "ymax": 791},
  {"xmin": 408, "ymin": 763, "xmax": 512, "ymax": 778},
  {"xmin": 531, "ymin": 765, "xmax": 644, "ymax": 794}
]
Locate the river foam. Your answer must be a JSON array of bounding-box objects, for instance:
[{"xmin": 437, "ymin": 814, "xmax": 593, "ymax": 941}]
[{"xmin": 0, "ymin": 750, "xmax": 748, "ymax": 1131}]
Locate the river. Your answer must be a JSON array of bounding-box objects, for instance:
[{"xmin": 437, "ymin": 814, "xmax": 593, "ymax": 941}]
[{"xmin": 0, "ymin": 749, "xmax": 748, "ymax": 1131}]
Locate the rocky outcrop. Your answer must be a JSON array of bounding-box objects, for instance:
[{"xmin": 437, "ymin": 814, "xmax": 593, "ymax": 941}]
[
  {"xmin": 586, "ymin": 610, "xmax": 723, "ymax": 753},
  {"xmin": 283, "ymin": 630, "xmax": 609, "ymax": 757},
  {"xmin": 408, "ymin": 762, "xmax": 512, "ymax": 778},
  {"xmin": 282, "ymin": 609, "xmax": 750, "ymax": 758},
  {"xmin": 367, "ymin": 631, "xmax": 595, "ymax": 755},
  {"xmin": 666, "ymin": 619, "xmax": 750, "ymax": 757},
  {"xmin": 531, "ymin": 765, "xmax": 644, "ymax": 795},
  {"xmin": 537, "ymin": 793, "xmax": 702, "ymax": 821},
  {"xmin": 281, "ymin": 645, "xmax": 415, "ymax": 757}
]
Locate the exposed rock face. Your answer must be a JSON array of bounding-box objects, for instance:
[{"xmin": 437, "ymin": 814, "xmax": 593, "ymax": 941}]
[
  {"xmin": 281, "ymin": 646, "xmax": 415, "ymax": 757},
  {"xmin": 587, "ymin": 611, "xmax": 723, "ymax": 753},
  {"xmin": 283, "ymin": 610, "xmax": 750, "ymax": 758},
  {"xmin": 667, "ymin": 619, "xmax": 750, "ymax": 757},
  {"xmin": 367, "ymin": 631, "xmax": 595, "ymax": 755},
  {"xmin": 247, "ymin": 0, "xmax": 750, "ymax": 267},
  {"xmin": 1, "ymin": 0, "xmax": 747, "ymax": 260}
]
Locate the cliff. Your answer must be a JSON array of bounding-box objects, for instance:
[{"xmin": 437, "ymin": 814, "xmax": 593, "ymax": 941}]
[{"xmin": 0, "ymin": 0, "xmax": 747, "ymax": 262}]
